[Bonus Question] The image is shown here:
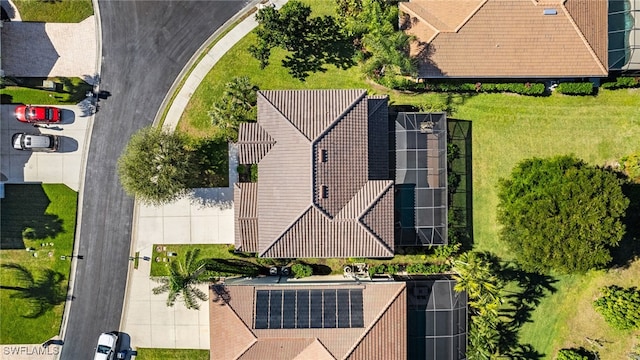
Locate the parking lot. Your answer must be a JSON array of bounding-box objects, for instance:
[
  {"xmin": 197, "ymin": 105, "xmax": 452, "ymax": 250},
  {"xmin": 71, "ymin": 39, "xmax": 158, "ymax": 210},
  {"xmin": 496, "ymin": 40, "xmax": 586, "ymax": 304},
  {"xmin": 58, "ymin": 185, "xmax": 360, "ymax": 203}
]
[{"xmin": 0, "ymin": 103, "xmax": 91, "ymax": 191}]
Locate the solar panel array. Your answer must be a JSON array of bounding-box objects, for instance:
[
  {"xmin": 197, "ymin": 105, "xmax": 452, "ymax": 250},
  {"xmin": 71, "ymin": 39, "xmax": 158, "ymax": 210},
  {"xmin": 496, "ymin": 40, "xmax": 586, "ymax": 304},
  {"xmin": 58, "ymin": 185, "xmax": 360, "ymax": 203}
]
[{"xmin": 254, "ymin": 289, "xmax": 364, "ymax": 329}]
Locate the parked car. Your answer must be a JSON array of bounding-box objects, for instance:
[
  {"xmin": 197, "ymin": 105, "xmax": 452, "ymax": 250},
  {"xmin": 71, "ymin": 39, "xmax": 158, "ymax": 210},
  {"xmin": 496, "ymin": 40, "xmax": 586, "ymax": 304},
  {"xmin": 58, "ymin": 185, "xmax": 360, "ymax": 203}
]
[
  {"xmin": 12, "ymin": 133, "xmax": 59, "ymax": 152},
  {"xmin": 14, "ymin": 105, "xmax": 62, "ymax": 123},
  {"xmin": 94, "ymin": 332, "xmax": 118, "ymax": 360}
]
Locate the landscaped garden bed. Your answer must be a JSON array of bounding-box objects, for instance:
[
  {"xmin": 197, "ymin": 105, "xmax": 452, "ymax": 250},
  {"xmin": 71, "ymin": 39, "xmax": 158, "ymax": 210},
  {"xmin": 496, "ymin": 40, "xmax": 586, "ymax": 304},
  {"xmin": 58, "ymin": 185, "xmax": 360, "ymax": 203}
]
[{"xmin": 0, "ymin": 77, "xmax": 93, "ymax": 105}]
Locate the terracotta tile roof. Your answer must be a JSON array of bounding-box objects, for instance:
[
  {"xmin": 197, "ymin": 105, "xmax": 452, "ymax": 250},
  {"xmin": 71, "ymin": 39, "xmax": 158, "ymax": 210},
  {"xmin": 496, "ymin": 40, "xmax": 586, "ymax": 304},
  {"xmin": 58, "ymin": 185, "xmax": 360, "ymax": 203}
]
[
  {"xmin": 400, "ymin": 0, "xmax": 608, "ymax": 78},
  {"xmin": 210, "ymin": 283, "xmax": 407, "ymax": 360},
  {"xmin": 237, "ymin": 123, "xmax": 275, "ymax": 164},
  {"xmin": 235, "ymin": 90, "xmax": 394, "ymax": 259},
  {"xmin": 234, "ymin": 183, "xmax": 259, "ymax": 253},
  {"xmin": 209, "ymin": 287, "xmax": 256, "ymax": 360}
]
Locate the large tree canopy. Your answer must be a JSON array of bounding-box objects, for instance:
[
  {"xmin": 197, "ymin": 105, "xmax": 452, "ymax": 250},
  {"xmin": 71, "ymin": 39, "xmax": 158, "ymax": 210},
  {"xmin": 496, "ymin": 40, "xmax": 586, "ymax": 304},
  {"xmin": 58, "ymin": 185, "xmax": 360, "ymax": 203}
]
[
  {"xmin": 497, "ymin": 155, "xmax": 629, "ymax": 273},
  {"xmin": 118, "ymin": 127, "xmax": 198, "ymax": 206},
  {"xmin": 249, "ymin": 0, "xmax": 354, "ymax": 80}
]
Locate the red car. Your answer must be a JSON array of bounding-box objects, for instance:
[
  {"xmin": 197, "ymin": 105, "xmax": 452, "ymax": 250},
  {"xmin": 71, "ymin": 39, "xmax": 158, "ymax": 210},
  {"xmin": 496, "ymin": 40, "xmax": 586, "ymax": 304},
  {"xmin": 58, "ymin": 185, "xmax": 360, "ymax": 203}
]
[{"xmin": 14, "ymin": 105, "xmax": 62, "ymax": 123}]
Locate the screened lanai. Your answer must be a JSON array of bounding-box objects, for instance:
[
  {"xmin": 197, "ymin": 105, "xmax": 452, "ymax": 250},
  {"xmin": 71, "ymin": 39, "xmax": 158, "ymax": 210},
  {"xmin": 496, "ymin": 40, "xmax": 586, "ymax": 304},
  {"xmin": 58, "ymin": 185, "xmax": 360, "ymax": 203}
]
[{"xmin": 394, "ymin": 112, "xmax": 448, "ymax": 246}]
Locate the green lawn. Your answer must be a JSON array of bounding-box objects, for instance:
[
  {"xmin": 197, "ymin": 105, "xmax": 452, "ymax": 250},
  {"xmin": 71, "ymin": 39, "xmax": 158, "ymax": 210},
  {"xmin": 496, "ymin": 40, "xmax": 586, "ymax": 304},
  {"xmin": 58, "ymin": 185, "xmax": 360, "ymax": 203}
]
[
  {"xmin": 12, "ymin": 0, "xmax": 93, "ymax": 23},
  {"xmin": 0, "ymin": 184, "xmax": 78, "ymax": 344},
  {"xmin": 135, "ymin": 348, "xmax": 209, "ymax": 360},
  {"xmin": 1, "ymin": 77, "xmax": 93, "ymax": 105}
]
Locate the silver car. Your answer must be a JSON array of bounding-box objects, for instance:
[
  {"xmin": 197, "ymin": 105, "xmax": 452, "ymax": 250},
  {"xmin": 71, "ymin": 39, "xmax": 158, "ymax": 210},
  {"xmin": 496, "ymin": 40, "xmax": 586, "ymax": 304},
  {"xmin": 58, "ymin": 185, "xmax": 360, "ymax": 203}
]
[{"xmin": 12, "ymin": 133, "xmax": 59, "ymax": 152}]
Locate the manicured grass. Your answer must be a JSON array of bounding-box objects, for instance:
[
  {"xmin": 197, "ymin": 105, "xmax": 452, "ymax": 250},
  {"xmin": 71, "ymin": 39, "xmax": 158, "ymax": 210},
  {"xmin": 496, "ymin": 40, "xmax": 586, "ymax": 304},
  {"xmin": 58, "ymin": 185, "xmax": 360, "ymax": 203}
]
[
  {"xmin": 135, "ymin": 348, "xmax": 209, "ymax": 360},
  {"xmin": 0, "ymin": 184, "xmax": 78, "ymax": 344},
  {"xmin": 519, "ymin": 262, "xmax": 640, "ymax": 359},
  {"xmin": 12, "ymin": 0, "xmax": 93, "ymax": 23},
  {"xmin": 1, "ymin": 77, "xmax": 93, "ymax": 105}
]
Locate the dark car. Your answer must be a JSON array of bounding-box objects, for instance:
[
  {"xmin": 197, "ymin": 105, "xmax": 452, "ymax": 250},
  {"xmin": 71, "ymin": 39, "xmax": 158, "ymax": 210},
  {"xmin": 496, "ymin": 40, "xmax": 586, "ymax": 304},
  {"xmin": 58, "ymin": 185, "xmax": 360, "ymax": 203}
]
[
  {"xmin": 14, "ymin": 105, "xmax": 62, "ymax": 123},
  {"xmin": 12, "ymin": 133, "xmax": 59, "ymax": 152}
]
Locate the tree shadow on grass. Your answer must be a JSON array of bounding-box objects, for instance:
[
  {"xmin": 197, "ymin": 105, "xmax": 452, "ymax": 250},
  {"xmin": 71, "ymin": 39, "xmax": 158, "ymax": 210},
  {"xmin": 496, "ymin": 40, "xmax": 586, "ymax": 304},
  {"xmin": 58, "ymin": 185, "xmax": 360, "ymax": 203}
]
[
  {"xmin": 206, "ymin": 259, "xmax": 264, "ymax": 277},
  {"xmin": 499, "ymin": 263, "xmax": 558, "ymax": 328},
  {"xmin": 611, "ymin": 182, "xmax": 640, "ymax": 267},
  {"xmin": 189, "ymin": 138, "xmax": 229, "ymax": 188},
  {"xmin": 0, "ymin": 263, "xmax": 66, "ymax": 318},
  {"xmin": 0, "ymin": 184, "xmax": 64, "ymax": 249}
]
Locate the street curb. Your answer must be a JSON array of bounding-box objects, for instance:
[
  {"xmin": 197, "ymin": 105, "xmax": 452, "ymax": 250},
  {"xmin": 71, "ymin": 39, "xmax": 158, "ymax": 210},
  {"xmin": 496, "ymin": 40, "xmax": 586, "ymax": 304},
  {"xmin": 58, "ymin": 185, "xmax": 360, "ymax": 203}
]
[
  {"xmin": 152, "ymin": 0, "xmax": 263, "ymax": 128},
  {"xmin": 120, "ymin": 0, "xmax": 264, "ymax": 334},
  {"xmin": 56, "ymin": 2, "xmax": 103, "ymax": 357}
]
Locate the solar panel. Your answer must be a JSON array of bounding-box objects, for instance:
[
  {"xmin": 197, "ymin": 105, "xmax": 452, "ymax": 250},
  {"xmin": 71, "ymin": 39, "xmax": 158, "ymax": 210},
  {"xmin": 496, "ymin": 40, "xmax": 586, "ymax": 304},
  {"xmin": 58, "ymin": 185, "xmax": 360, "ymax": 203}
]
[
  {"xmin": 255, "ymin": 290, "xmax": 269, "ymax": 329},
  {"xmin": 310, "ymin": 290, "xmax": 323, "ymax": 328},
  {"xmin": 350, "ymin": 289, "xmax": 364, "ymax": 327},
  {"xmin": 323, "ymin": 290, "xmax": 337, "ymax": 328},
  {"xmin": 297, "ymin": 290, "xmax": 310, "ymax": 328},
  {"xmin": 283, "ymin": 290, "xmax": 296, "ymax": 329},
  {"xmin": 337, "ymin": 289, "xmax": 350, "ymax": 328},
  {"xmin": 269, "ymin": 290, "xmax": 282, "ymax": 329}
]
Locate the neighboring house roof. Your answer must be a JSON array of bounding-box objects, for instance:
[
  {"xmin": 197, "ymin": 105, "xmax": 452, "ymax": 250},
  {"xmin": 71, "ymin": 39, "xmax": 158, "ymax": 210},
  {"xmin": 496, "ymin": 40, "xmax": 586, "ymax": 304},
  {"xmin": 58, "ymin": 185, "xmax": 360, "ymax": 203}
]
[
  {"xmin": 235, "ymin": 90, "xmax": 394, "ymax": 258},
  {"xmin": 400, "ymin": 0, "xmax": 608, "ymax": 78},
  {"xmin": 209, "ymin": 282, "xmax": 407, "ymax": 360}
]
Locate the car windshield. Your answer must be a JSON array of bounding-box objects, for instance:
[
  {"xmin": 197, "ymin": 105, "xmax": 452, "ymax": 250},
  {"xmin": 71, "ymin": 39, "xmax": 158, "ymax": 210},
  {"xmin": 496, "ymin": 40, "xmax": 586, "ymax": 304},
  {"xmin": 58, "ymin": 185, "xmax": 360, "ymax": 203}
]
[
  {"xmin": 97, "ymin": 345, "xmax": 111, "ymax": 354},
  {"xmin": 46, "ymin": 108, "xmax": 52, "ymax": 120}
]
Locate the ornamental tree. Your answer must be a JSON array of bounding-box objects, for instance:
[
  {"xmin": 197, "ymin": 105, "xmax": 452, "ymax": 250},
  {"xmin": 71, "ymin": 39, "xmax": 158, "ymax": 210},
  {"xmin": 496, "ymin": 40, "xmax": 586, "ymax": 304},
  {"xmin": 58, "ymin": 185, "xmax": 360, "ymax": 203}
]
[
  {"xmin": 118, "ymin": 127, "xmax": 198, "ymax": 206},
  {"xmin": 497, "ymin": 155, "xmax": 629, "ymax": 273}
]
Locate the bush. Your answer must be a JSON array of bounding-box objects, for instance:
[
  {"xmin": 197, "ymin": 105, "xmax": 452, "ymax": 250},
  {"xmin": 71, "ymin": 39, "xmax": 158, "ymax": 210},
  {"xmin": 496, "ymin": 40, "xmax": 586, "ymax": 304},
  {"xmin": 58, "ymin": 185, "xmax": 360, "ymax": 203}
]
[
  {"xmin": 620, "ymin": 152, "xmax": 640, "ymax": 181},
  {"xmin": 556, "ymin": 82, "xmax": 593, "ymax": 95},
  {"xmin": 405, "ymin": 263, "xmax": 451, "ymax": 274},
  {"xmin": 600, "ymin": 77, "xmax": 640, "ymax": 90},
  {"xmin": 556, "ymin": 348, "xmax": 597, "ymax": 360},
  {"xmin": 291, "ymin": 263, "xmax": 313, "ymax": 279},
  {"xmin": 593, "ymin": 285, "xmax": 640, "ymax": 330},
  {"xmin": 424, "ymin": 81, "xmax": 545, "ymax": 95}
]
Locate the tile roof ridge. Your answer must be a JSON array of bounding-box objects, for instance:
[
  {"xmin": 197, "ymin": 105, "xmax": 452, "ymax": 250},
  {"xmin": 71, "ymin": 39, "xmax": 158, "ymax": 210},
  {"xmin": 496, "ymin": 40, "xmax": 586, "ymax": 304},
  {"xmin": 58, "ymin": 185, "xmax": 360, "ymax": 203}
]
[
  {"xmin": 342, "ymin": 283, "xmax": 407, "ymax": 359},
  {"xmin": 400, "ymin": 3, "xmax": 440, "ymax": 42},
  {"xmin": 559, "ymin": 2, "xmax": 608, "ymax": 75},
  {"xmin": 454, "ymin": 0, "xmax": 488, "ymax": 32},
  {"xmin": 211, "ymin": 285, "xmax": 258, "ymax": 359},
  {"xmin": 311, "ymin": 90, "xmax": 368, "ymax": 142},
  {"xmin": 356, "ymin": 181, "xmax": 395, "ymax": 256},
  {"xmin": 257, "ymin": 91, "xmax": 311, "ymax": 142},
  {"xmin": 258, "ymin": 205, "xmax": 314, "ymax": 257},
  {"xmin": 297, "ymin": 338, "xmax": 336, "ymax": 360}
]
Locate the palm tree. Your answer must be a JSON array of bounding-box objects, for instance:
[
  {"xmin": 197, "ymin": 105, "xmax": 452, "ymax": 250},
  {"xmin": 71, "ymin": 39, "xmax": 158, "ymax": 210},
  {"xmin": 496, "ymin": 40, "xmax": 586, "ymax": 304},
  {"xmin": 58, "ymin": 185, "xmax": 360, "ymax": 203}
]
[
  {"xmin": 209, "ymin": 76, "xmax": 258, "ymax": 141},
  {"xmin": 0, "ymin": 263, "xmax": 66, "ymax": 318},
  {"xmin": 452, "ymin": 252, "xmax": 504, "ymax": 315},
  {"xmin": 151, "ymin": 249, "xmax": 215, "ymax": 310}
]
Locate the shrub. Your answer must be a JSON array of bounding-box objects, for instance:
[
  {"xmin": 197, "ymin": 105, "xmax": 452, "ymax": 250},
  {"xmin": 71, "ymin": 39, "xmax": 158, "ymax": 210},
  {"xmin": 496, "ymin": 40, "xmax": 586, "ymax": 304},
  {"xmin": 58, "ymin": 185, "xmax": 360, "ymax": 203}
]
[
  {"xmin": 593, "ymin": 285, "xmax": 640, "ymax": 330},
  {"xmin": 556, "ymin": 348, "xmax": 597, "ymax": 360},
  {"xmin": 600, "ymin": 77, "xmax": 640, "ymax": 90},
  {"xmin": 291, "ymin": 263, "xmax": 313, "ymax": 279},
  {"xmin": 620, "ymin": 152, "xmax": 640, "ymax": 181},
  {"xmin": 556, "ymin": 82, "xmax": 593, "ymax": 95},
  {"xmin": 405, "ymin": 263, "xmax": 451, "ymax": 274},
  {"xmin": 424, "ymin": 81, "xmax": 545, "ymax": 95}
]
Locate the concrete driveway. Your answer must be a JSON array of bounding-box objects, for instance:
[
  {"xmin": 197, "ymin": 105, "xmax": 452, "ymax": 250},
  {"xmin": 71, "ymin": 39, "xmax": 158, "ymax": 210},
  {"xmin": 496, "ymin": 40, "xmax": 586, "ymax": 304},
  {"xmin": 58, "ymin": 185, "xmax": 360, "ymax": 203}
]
[
  {"xmin": 1, "ymin": 16, "xmax": 97, "ymax": 79},
  {"xmin": 0, "ymin": 103, "xmax": 91, "ymax": 191}
]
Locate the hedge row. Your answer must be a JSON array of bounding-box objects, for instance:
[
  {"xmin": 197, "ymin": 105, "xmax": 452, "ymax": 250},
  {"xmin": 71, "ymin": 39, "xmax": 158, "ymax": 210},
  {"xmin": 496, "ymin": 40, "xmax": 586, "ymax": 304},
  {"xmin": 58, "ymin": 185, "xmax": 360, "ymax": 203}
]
[
  {"xmin": 556, "ymin": 82, "xmax": 594, "ymax": 95},
  {"xmin": 367, "ymin": 263, "xmax": 451, "ymax": 277},
  {"xmin": 378, "ymin": 76, "xmax": 546, "ymax": 95},
  {"xmin": 601, "ymin": 77, "xmax": 640, "ymax": 90}
]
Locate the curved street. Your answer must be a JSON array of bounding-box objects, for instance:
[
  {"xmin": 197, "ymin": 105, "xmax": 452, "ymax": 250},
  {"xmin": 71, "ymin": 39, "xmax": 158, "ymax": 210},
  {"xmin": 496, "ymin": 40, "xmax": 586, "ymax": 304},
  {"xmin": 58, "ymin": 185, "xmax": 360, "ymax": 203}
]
[{"xmin": 60, "ymin": 2, "xmax": 247, "ymax": 359}]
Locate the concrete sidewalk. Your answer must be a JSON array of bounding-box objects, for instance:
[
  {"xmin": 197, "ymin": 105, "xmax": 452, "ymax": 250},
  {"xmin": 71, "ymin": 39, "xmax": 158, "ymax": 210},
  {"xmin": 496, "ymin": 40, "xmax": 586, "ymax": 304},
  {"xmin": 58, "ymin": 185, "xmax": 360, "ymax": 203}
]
[{"xmin": 121, "ymin": 0, "xmax": 287, "ymax": 351}]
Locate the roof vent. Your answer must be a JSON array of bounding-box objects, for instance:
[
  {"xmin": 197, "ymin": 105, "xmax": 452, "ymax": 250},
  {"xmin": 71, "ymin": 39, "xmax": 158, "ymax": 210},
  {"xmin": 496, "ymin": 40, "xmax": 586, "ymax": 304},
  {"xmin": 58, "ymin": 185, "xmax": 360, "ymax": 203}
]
[
  {"xmin": 321, "ymin": 185, "xmax": 328, "ymax": 199},
  {"xmin": 543, "ymin": 8, "xmax": 557, "ymax": 15}
]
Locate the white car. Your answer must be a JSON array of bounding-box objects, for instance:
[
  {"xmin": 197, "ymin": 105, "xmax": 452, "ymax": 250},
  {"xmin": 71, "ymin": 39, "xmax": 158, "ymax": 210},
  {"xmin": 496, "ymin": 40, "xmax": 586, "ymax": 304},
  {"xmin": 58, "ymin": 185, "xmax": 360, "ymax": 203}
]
[{"xmin": 94, "ymin": 332, "xmax": 118, "ymax": 360}]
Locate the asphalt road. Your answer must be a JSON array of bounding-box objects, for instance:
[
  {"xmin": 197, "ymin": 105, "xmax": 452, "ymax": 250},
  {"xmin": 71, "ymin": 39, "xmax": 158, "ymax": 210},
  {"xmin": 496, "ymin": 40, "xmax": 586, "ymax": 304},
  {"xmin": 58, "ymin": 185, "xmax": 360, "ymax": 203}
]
[{"xmin": 60, "ymin": 2, "xmax": 247, "ymax": 359}]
